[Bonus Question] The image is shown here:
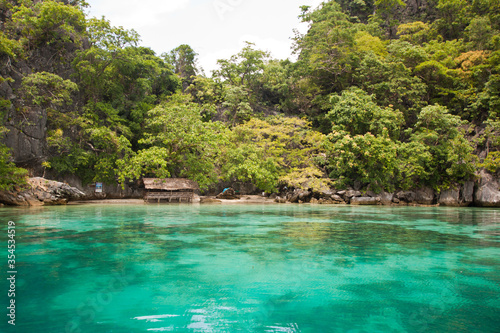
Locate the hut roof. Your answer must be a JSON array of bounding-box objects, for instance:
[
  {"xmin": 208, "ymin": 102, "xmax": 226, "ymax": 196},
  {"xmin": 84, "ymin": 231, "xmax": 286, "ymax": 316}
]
[{"xmin": 143, "ymin": 178, "xmax": 199, "ymax": 191}]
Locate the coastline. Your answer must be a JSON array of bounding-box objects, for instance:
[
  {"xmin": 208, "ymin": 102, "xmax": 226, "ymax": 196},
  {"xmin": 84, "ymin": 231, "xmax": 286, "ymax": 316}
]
[{"xmin": 68, "ymin": 195, "xmax": 277, "ymax": 205}]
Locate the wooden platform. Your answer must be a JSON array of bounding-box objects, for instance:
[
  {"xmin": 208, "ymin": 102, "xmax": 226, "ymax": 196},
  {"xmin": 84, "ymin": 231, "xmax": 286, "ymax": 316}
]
[{"xmin": 144, "ymin": 191, "xmax": 194, "ymax": 203}]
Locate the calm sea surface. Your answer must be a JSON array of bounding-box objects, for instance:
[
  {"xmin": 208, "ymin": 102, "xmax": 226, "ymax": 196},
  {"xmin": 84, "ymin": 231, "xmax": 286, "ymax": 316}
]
[{"xmin": 1, "ymin": 204, "xmax": 499, "ymax": 333}]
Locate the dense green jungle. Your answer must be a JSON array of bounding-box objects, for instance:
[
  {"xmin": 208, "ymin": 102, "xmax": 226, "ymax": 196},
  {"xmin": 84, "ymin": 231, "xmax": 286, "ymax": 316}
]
[{"xmin": 1, "ymin": 0, "xmax": 499, "ymax": 195}]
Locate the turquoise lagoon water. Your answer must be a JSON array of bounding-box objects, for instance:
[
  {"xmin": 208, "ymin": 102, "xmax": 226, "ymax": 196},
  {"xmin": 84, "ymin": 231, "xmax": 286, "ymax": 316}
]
[{"xmin": 1, "ymin": 204, "xmax": 499, "ymax": 333}]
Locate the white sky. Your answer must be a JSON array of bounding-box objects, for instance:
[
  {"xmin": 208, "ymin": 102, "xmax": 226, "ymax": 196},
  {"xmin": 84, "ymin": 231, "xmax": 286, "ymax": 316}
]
[{"xmin": 85, "ymin": 0, "xmax": 324, "ymax": 75}]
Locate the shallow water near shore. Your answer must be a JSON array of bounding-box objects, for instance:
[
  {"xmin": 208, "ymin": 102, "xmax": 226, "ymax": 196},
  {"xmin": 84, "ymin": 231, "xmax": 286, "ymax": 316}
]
[{"xmin": 1, "ymin": 204, "xmax": 499, "ymax": 332}]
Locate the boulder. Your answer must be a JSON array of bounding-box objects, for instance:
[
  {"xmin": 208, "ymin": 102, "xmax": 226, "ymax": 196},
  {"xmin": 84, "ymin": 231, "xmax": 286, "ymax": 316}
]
[
  {"xmin": 275, "ymin": 196, "xmax": 287, "ymax": 203},
  {"xmin": 396, "ymin": 191, "xmax": 416, "ymax": 203},
  {"xmin": 289, "ymin": 193, "xmax": 300, "ymax": 203},
  {"xmin": 350, "ymin": 196, "xmax": 380, "ymax": 205},
  {"xmin": 0, "ymin": 177, "xmax": 85, "ymax": 206},
  {"xmin": 438, "ymin": 188, "xmax": 461, "ymax": 207},
  {"xmin": 462, "ymin": 181, "xmax": 474, "ymax": 203},
  {"xmin": 438, "ymin": 182, "xmax": 475, "ymax": 207},
  {"xmin": 379, "ymin": 192, "xmax": 394, "ymax": 205},
  {"xmin": 415, "ymin": 187, "xmax": 435, "ymax": 205},
  {"xmin": 298, "ymin": 190, "xmax": 311, "ymax": 200},
  {"xmin": 474, "ymin": 171, "xmax": 500, "ymax": 207},
  {"xmin": 345, "ymin": 190, "xmax": 362, "ymax": 198},
  {"xmin": 331, "ymin": 194, "xmax": 343, "ymax": 202}
]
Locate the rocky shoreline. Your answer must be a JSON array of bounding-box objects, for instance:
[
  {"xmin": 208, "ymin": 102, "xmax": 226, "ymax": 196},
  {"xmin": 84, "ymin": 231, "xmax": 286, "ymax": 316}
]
[
  {"xmin": 0, "ymin": 177, "xmax": 85, "ymax": 206},
  {"xmin": 273, "ymin": 170, "xmax": 500, "ymax": 207},
  {"xmin": 1, "ymin": 171, "xmax": 499, "ymax": 207}
]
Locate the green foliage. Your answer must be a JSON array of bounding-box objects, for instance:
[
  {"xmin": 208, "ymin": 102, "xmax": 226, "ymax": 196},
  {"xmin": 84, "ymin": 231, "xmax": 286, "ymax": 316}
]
[
  {"xmin": 165, "ymin": 44, "xmax": 199, "ymax": 89},
  {"xmin": 0, "ymin": 135, "xmax": 27, "ymax": 191},
  {"xmin": 294, "ymin": 1, "xmax": 357, "ymax": 92},
  {"xmin": 20, "ymin": 72, "xmax": 78, "ymax": 107},
  {"xmin": 327, "ymin": 87, "xmax": 404, "ymax": 139},
  {"xmin": 1, "ymin": 0, "xmax": 494, "ymax": 194},
  {"xmin": 354, "ymin": 31, "xmax": 387, "ymax": 57},
  {"xmin": 397, "ymin": 21, "xmax": 433, "ymax": 45},
  {"xmin": 325, "ymin": 129, "xmax": 399, "ymax": 192},
  {"xmin": 118, "ymin": 93, "xmax": 229, "ymax": 189},
  {"xmin": 409, "ymin": 104, "xmax": 477, "ymax": 188},
  {"xmin": 355, "ymin": 52, "xmax": 428, "ymax": 120},
  {"xmin": 214, "ymin": 42, "xmax": 269, "ymax": 87},
  {"xmin": 0, "ymin": 31, "xmax": 24, "ymax": 59},
  {"xmin": 223, "ymin": 117, "xmax": 329, "ymax": 193},
  {"xmin": 11, "ymin": 0, "xmax": 85, "ymax": 48},
  {"xmin": 480, "ymin": 151, "xmax": 500, "ymax": 173}
]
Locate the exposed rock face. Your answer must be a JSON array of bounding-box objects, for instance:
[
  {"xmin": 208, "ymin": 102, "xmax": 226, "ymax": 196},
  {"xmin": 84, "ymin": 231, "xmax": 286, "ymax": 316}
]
[
  {"xmin": 0, "ymin": 177, "xmax": 85, "ymax": 206},
  {"xmin": 379, "ymin": 192, "xmax": 394, "ymax": 205},
  {"xmin": 345, "ymin": 190, "xmax": 362, "ymax": 199},
  {"xmin": 3, "ymin": 106, "xmax": 47, "ymax": 166},
  {"xmin": 396, "ymin": 191, "xmax": 416, "ymax": 203},
  {"xmin": 350, "ymin": 197, "xmax": 380, "ymax": 205},
  {"xmin": 438, "ymin": 188, "xmax": 461, "ymax": 207},
  {"xmin": 439, "ymin": 181, "xmax": 475, "ymax": 207},
  {"xmin": 474, "ymin": 171, "xmax": 500, "ymax": 207},
  {"xmin": 415, "ymin": 187, "xmax": 435, "ymax": 205}
]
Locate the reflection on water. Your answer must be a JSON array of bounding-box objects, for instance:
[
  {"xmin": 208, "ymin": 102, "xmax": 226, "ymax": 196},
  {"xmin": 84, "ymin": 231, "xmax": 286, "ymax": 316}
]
[{"xmin": 0, "ymin": 204, "xmax": 499, "ymax": 332}]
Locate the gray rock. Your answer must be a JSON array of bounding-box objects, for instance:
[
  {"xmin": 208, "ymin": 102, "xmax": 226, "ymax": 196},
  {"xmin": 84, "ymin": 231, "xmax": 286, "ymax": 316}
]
[
  {"xmin": 345, "ymin": 190, "xmax": 362, "ymax": 198},
  {"xmin": 350, "ymin": 197, "xmax": 380, "ymax": 205},
  {"xmin": 298, "ymin": 190, "xmax": 311, "ymax": 200},
  {"xmin": 462, "ymin": 181, "xmax": 474, "ymax": 203},
  {"xmin": 438, "ymin": 187, "xmax": 461, "ymax": 207},
  {"xmin": 396, "ymin": 191, "xmax": 416, "ymax": 203},
  {"xmin": 0, "ymin": 177, "xmax": 84, "ymax": 206},
  {"xmin": 415, "ymin": 187, "xmax": 435, "ymax": 205},
  {"xmin": 289, "ymin": 193, "xmax": 300, "ymax": 203},
  {"xmin": 365, "ymin": 190, "xmax": 377, "ymax": 198},
  {"xmin": 379, "ymin": 192, "xmax": 394, "ymax": 205},
  {"xmin": 474, "ymin": 171, "xmax": 500, "ymax": 207},
  {"xmin": 331, "ymin": 194, "xmax": 343, "ymax": 202}
]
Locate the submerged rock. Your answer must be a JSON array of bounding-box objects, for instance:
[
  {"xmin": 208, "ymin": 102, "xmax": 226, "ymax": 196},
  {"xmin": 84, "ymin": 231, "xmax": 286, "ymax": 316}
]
[{"xmin": 0, "ymin": 177, "xmax": 85, "ymax": 206}]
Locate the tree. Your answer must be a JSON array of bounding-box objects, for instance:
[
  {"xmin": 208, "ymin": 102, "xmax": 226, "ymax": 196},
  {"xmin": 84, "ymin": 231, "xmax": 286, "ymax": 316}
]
[
  {"xmin": 222, "ymin": 117, "xmax": 329, "ymax": 193},
  {"xmin": 117, "ymin": 93, "xmax": 229, "ymax": 189},
  {"xmin": 408, "ymin": 104, "xmax": 476, "ymax": 188},
  {"xmin": 165, "ymin": 44, "xmax": 199, "ymax": 90},
  {"xmin": 10, "ymin": 0, "xmax": 86, "ymax": 49},
  {"xmin": 293, "ymin": 1, "xmax": 358, "ymax": 93},
  {"xmin": 213, "ymin": 42, "xmax": 269, "ymax": 87},
  {"xmin": 327, "ymin": 87, "xmax": 404, "ymax": 139}
]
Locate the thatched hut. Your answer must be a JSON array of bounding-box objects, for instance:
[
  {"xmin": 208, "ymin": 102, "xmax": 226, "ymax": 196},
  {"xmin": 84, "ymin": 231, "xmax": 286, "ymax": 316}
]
[{"xmin": 143, "ymin": 178, "xmax": 199, "ymax": 203}]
